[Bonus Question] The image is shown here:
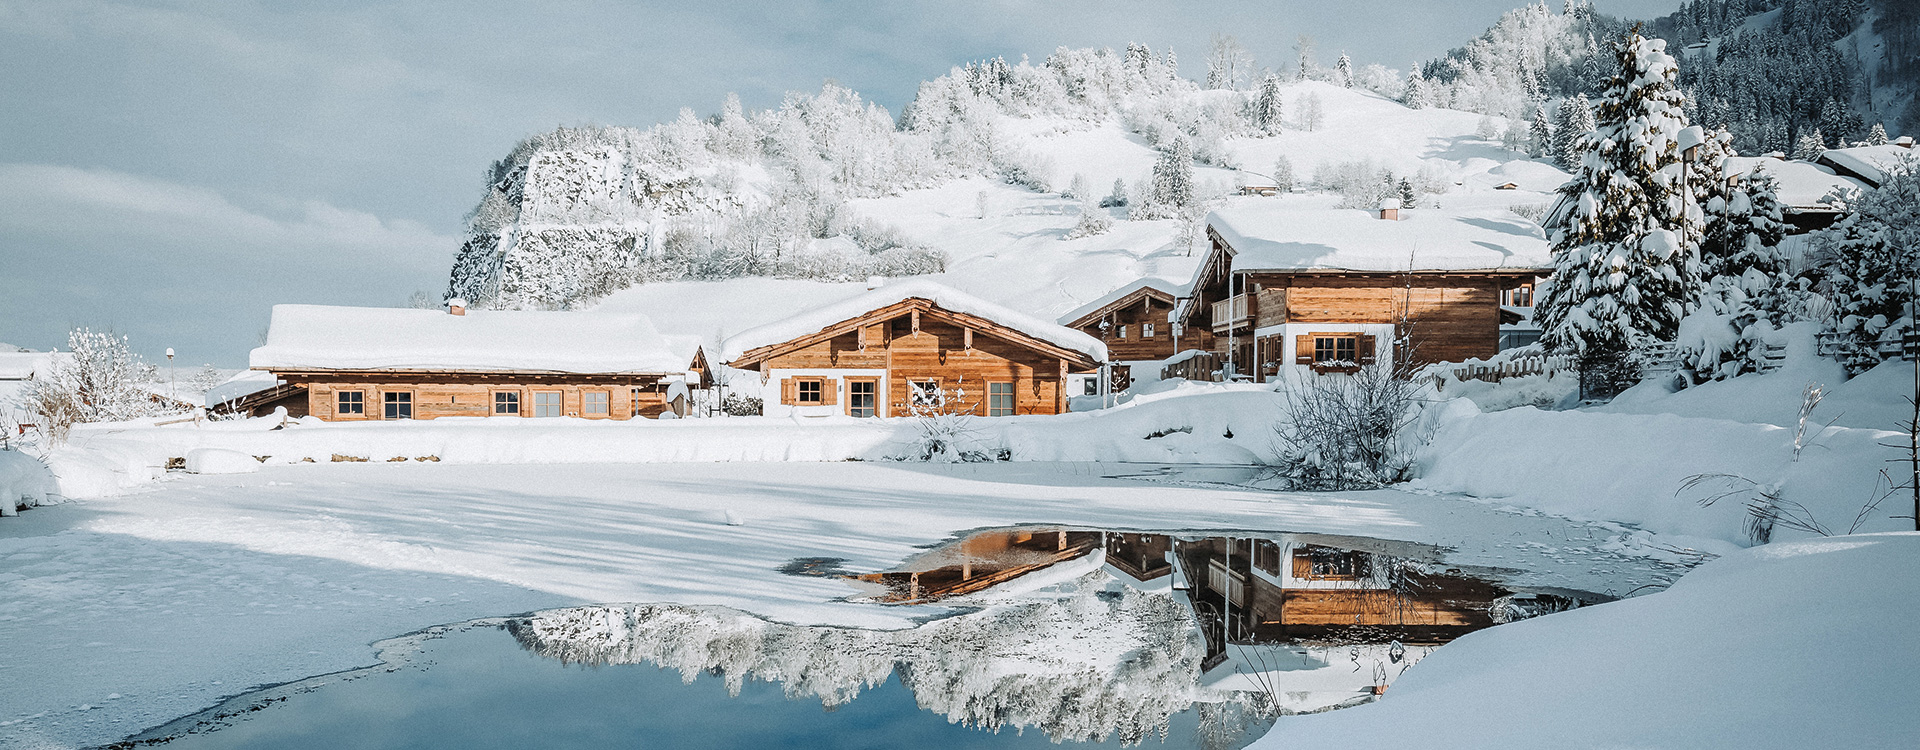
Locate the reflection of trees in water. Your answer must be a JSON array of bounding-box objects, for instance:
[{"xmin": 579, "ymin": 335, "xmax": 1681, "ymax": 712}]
[{"xmin": 509, "ymin": 574, "xmax": 1236, "ymax": 746}]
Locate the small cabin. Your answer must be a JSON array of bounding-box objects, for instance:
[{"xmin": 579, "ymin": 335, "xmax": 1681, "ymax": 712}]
[
  {"xmin": 245, "ymin": 303, "xmax": 698, "ymax": 421},
  {"xmin": 1179, "ymin": 205, "xmax": 1550, "ymax": 381},
  {"xmin": 722, "ymin": 281, "xmax": 1104, "ymax": 418},
  {"xmin": 1057, "ymin": 279, "xmax": 1214, "ymax": 392}
]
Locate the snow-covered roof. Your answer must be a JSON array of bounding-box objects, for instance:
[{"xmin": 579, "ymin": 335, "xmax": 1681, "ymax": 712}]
[
  {"xmin": 1724, "ymin": 156, "xmax": 1867, "ymax": 208},
  {"xmin": 204, "ymin": 369, "xmax": 283, "ymax": 407},
  {"xmin": 1207, "ymin": 206, "xmax": 1551, "ymax": 274},
  {"xmin": 1057, "ymin": 278, "xmax": 1188, "ymax": 327},
  {"xmin": 1818, "ymin": 144, "xmax": 1915, "ymax": 188},
  {"xmin": 0, "ymin": 351, "xmax": 67, "ymax": 380},
  {"xmin": 250, "ymin": 304, "xmax": 688, "ymax": 373},
  {"xmin": 721, "ymin": 279, "xmax": 1107, "ymax": 363}
]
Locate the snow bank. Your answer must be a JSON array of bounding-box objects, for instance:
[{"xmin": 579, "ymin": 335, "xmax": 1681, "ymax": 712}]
[
  {"xmin": 1413, "ymin": 400, "xmax": 1905, "ymax": 545},
  {"xmin": 50, "ymin": 391, "xmax": 1286, "ymax": 498},
  {"xmin": 184, "ymin": 448, "xmax": 259, "ymax": 475},
  {"xmin": 1254, "ymin": 533, "xmax": 1920, "ymax": 749},
  {"xmin": 0, "ymin": 449, "xmax": 57, "ymax": 516},
  {"xmin": 719, "ymin": 279, "xmax": 1107, "ymax": 363}
]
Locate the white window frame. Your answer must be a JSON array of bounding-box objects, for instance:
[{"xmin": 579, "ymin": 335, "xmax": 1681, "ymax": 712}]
[{"xmin": 532, "ymin": 391, "xmax": 563, "ymax": 418}]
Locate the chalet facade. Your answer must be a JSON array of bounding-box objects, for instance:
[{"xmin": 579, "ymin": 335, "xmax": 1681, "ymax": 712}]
[
  {"xmin": 722, "ymin": 281, "xmax": 1105, "ymax": 418},
  {"xmin": 1057, "ymin": 279, "xmax": 1213, "ymax": 392},
  {"xmin": 1179, "ymin": 204, "xmax": 1551, "ymax": 380},
  {"xmin": 243, "ymin": 302, "xmax": 699, "ymax": 421}
]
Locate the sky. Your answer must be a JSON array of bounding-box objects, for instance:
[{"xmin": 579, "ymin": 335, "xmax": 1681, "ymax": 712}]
[{"xmin": 0, "ymin": 0, "xmax": 1683, "ymax": 366}]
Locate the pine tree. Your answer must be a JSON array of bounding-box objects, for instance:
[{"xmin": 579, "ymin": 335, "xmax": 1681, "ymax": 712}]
[
  {"xmin": 1294, "ymin": 35, "xmax": 1316, "ymax": 81},
  {"xmin": 1335, "ymin": 53, "xmax": 1353, "ymax": 88},
  {"xmin": 1272, "ymin": 155, "xmax": 1296, "ymax": 193},
  {"xmin": 1529, "ymin": 106, "xmax": 1555, "ymax": 159},
  {"xmin": 1536, "ymin": 29, "xmax": 1705, "ymax": 393},
  {"xmin": 1397, "ymin": 177, "xmax": 1417, "ymax": 208},
  {"xmin": 1552, "ymin": 95, "xmax": 1594, "ymax": 169},
  {"xmin": 1812, "ymin": 160, "xmax": 1920, "ymax": 372},
  {"xmin": 1102, "ymin": 178, "xmax": 1128, "ymax": 208},
  {"xmin": 1867, "ymin": 123, "xmax": 1890, "ymax": 146},
  {"xmin": 1149, "ymin": 137, "xmax": 1195, "ymax": 216},
  {"xmin": 1792, "ymin": 129, "xmax": 1826, "ymax": 161},
  {"xmin": 1403, "ymin": 66, "xmax": 1429, "ymax": 110},
  {"xmin": 1254, "ymin": 74, "xmax": 1285, "ymax": 136},
  {"xmin": 1164, "ymin": 46, "xmax": 1178, "ymax": 80}
]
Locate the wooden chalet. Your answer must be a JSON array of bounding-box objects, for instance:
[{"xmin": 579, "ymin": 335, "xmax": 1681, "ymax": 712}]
[
  {"xmin": 243, "ymin": 301, "xmax": 699, "ymax": 421},
  {"xmin": 1178, "ymin": 203, "xmax": 1551, "ymax": 381},
  {"xmin": 1057, "ymin": 279, "xmax": 1214, "ymax": 391},
  {"xmin": 721, "ymin": 280, "xmax": 1105, "ymax": 418},
  {"xmin": 1724, "ymin": 154, "xmax": 1873, "ymax": 233}
]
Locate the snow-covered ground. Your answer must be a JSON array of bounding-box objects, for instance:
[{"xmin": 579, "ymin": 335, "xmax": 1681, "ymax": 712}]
[
  {"xmin": 1253, "ymin": 532, "xmax": 1920, "ymax": 749},
  {"xmin": 2, "ymin": 460, "xmax": 1685, "ymax": 750}
]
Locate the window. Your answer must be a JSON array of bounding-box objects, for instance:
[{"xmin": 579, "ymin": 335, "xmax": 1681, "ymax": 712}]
[
  {"xmin": 1252, "ymin": 539, "xmax": 1283, "ymax": 577},
  {"xmin": 796, "ymin": 379, "xmax": 823, "ymax": 405},
  {"xmin": 337, "ymin": 390, "xmax": 364, "ymax": 415},
  {"xmin": 909, "ymin": 379, "xmax": 942, "ymax": 408},
  {"xmin": 533, "ymin": 391, "xmax": 562, "ymax": 418},
  {"xmin": 583, "ymin": 391, "xmax": 609, "ymax": 416},
  {"xmin": 1142, "ymin": 322, "xmax": 1155, "ymax": 338},
  {"xmin": 848, "ymin": 380, "xmax": 876, "ymax": 418},
  {"xmin": 493, "ymin": 391, "xmax": 519, "ymax": 416},
  {"xmin": 1117, "ymin": 325, "xmax": 1128, "ymax": 339},
  {"xmin": 1313, "ymin": 335, "xmax": 1358, "ymax": 364},
  {"xmin": 1503, "ymin": 282, "xmax": 1535, "ymax": 308},
  {"xmin": 1291, "ymin": 546, "xmax": 1371, "ymax": 580},
  {"xmin": 1083, "ymin": 378, "xmax": 1099, "ymax": 396},
  {"xmin": 382, "ymin": 392, "xmax": 412, "ymax": 420},
  {"xmin": 988, "ymin": 382, "xmax": 1014, "ymax": 417}
]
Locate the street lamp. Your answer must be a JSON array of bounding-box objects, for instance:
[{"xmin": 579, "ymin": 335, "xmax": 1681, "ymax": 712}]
[{"xmin": 165, "ymin": 347, "xmax": 175, "ymax": 401}]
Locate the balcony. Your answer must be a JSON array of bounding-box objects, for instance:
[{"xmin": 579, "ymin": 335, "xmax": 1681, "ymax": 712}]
[{"xmin": 1210, "ymin": 294, "xmax": 1250, "ymax": 332}]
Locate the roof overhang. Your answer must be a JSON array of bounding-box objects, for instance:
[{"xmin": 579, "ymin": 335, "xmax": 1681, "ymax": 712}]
[{"xmin": 727, "ymin": 297, "xmax": 1102, "ymax": 372}]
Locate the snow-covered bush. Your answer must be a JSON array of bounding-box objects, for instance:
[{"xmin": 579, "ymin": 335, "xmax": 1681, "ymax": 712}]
[
  {"xmin": 1804, "ymin": 155, "xmax": 1920, "ymax": 374},
  {"xmin": 1271, "ymin": 363, "xmax": 1424, "ymax": 490},
  {"xmin": 0, "ymin": 449, "xmax": 57, "ymax": 516},
  {"xmin": 1315, "ymin": 159, "xmax": 1397, "ymax": 210},
  {"xmin": 24, "ymin": 328, "xmax": 182, "ymax": 441}
]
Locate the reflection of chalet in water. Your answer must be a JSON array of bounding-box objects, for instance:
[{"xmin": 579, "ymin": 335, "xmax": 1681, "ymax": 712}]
[{"xmin": 856, "ymin": 527, "xmax": 1560, "ymax": 665}]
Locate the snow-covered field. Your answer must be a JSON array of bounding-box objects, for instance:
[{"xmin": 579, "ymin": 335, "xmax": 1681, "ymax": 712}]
[{"xmin": 4, "ymin": 459, "xmax": 1686, "ymax": 750}]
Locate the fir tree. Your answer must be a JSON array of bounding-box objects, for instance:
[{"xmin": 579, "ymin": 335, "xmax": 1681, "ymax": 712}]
[
  {"xmin": 1403, "ymin": 66, "xmax": 1430, "ymax": 110},
  {"xmin": 1812, "ymin": 159, "xmax": 1920, "ymax": 372},
  {"xmin": 1272, "ymin": 155, "xmax": 1296, "ymax": 193},
  {"xmin": 1102, "ymin": 178, "xmax": 1129, "ymax": 208},
  {"xmin": 1552, "ymin": 95, "xmax": 1595, "ymax": 169},
  {"xmin": 1254, "ymin": 74, "xmax": 1285, "ymax": 136},
  {"xmin": 1148, "ymin": 137, "xmax": 1195, "ymax": 217},
  {"xmin": 1536, "ymin": 29, "xmax": 1705, "ymax": 392},
  {"xmin": 1529, "ymin": 106, "xmax": 1555, "ymax": 159},
  {"xmin": 1397, "ymin": 177, "xmax": 1417, "ymax": 209},
  {"xmin": 1867, "ymin": 123, "xmax": 1890, "ymax": 146},
  {"xmin": 1792, "ymin": 129, "xmax": 1826, "ymax": 161},
  {"xmin": 1335, "ymin": 53, "xmax": 1353, "ymax": 88},
  {"xmin": 1294, "ymin": 35, "xmax": 1315, "ymax": 81}
]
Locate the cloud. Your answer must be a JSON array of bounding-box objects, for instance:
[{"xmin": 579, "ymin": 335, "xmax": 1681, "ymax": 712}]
[{"xmin": 0, "ymin": 164, "xmax": 457, "ymax": 363}]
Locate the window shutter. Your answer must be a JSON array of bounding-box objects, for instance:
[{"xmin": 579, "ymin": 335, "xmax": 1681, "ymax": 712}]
[
  {"xmin": 821, "ymin": 380, "xmax": 838, "ymax": 406},
  {"xmin": 1291, "ymin": 551, "xmax": 1312, "ymax": 579},
  {"xmin": 781, "ymin": 378, "xmax": 796, "ymax": 405},
  {"xmin": 1294, "ymin": 335, "xmax": 1314, "ymax": 365},
  {"xmin": 1358, "ymin": 335, "xmax": 1378, "ymax": 365}
]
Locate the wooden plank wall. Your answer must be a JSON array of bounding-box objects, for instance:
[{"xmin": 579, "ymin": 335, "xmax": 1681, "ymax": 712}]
[
  {"xmin": 1073, "ymin": 296, "xmax": 1216, "ymax": 361},
  {"xmin": 762, "ymin": 316, "xmax": 1070, "ymax": 415},
  {"xmin": 1248, "ymin": 274, "xmax": 1503, "ymax": 366},
  {"xmin": 291, "ymin": 376, "xmax": 671, "ymax": 421}
]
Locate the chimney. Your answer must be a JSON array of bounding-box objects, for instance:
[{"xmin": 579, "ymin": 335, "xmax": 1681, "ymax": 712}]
[
  {"xmin": 447, "ymin": 297, "xmax": 468, "ymax": 316},
  {"xmin": 1377, "ymin": 199, "xmax": 1399, "ymax": 221}
]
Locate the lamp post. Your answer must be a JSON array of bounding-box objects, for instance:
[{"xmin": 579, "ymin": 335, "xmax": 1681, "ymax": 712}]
[{"xmin": 165, "ymin": 347, "xmax": 175, "ymax": 401}]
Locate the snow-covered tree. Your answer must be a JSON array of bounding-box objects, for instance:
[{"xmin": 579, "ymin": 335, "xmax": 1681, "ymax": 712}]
[
  {"xmin": 1683, "ymin": 131, "xmax": 1794, "ymax": 381},
  {"xmin": 1867, "ymin": 123, "xmax": 1890, "ymax": 146},
  {"xmin": 1397, "ymin": 176, "xmax": 1417, "ymax": 209},
  {"xmin": 1065, "ymin": 173, "xmax": 1093, "ymax": 201},
  {"xmin": 1299, "ymin": 93, "xmax": 1324, "ymax": 132},
  {"xmin": 1272, "ymin": 155, "xmax": 1296, "ymax": 193},
  {"xmin": 1537, "ymin": 30, "xmax": 1705, "ymax": 392},
  {"xmin": 1475, "ymin": 114, "xmax": 1501, "ymax": 140},
  {"xmin": 1205, "ymin": 34, "xmax": 1254, "ymax": 90},
  {"xmin": 1293, "ymin": 35, "xmax": 1316, "ymax": 81},
  {"xmin": 1253, "ymin": 74, "xmax": 1284, "ymax": 136},
  {"xmin": 1403, "ymin": 65, "xmax": 1430, "ymax": 109},
  {"xmin": 1102, "ymin": 177, "xmax": 1128, "ymax": 208},
  {"xmin": 1065, "ymin": 193, "xmax": 1114, "ymax": 239},
  {"xmin": 1152, "ymin": 137, "xmax": 1195, "ymax": 212},
  {"xmin": 1529, "ymin": 105, "xmax": 1555, "ymax": 158},
  {"xmin": 1809, "ymin": 157, "xmax": 1920, "ymax": 372},
  {"xmin": 24, "ymin": 328, "xmax": 176, "ymax": 440},
  {"xmin": 1552, "ymin": 94, "xmax": 1595, "ymax": 169},
  {"xmin": 1501, "ymin": 114, "xmax": 1529, "ymax": 151},
  {"xmin": 1792, "ymin": 129, "xmax": 1826, "ymax": 161},
  {"xmin": 1335, "ymin": 53, "xmax": 1354, "ymax": 88}
]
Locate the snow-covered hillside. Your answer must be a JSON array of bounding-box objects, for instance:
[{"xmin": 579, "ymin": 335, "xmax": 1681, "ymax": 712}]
[{"xmin": 484, "ymin": 74, "xmax": 1567, "ymax": 347}]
